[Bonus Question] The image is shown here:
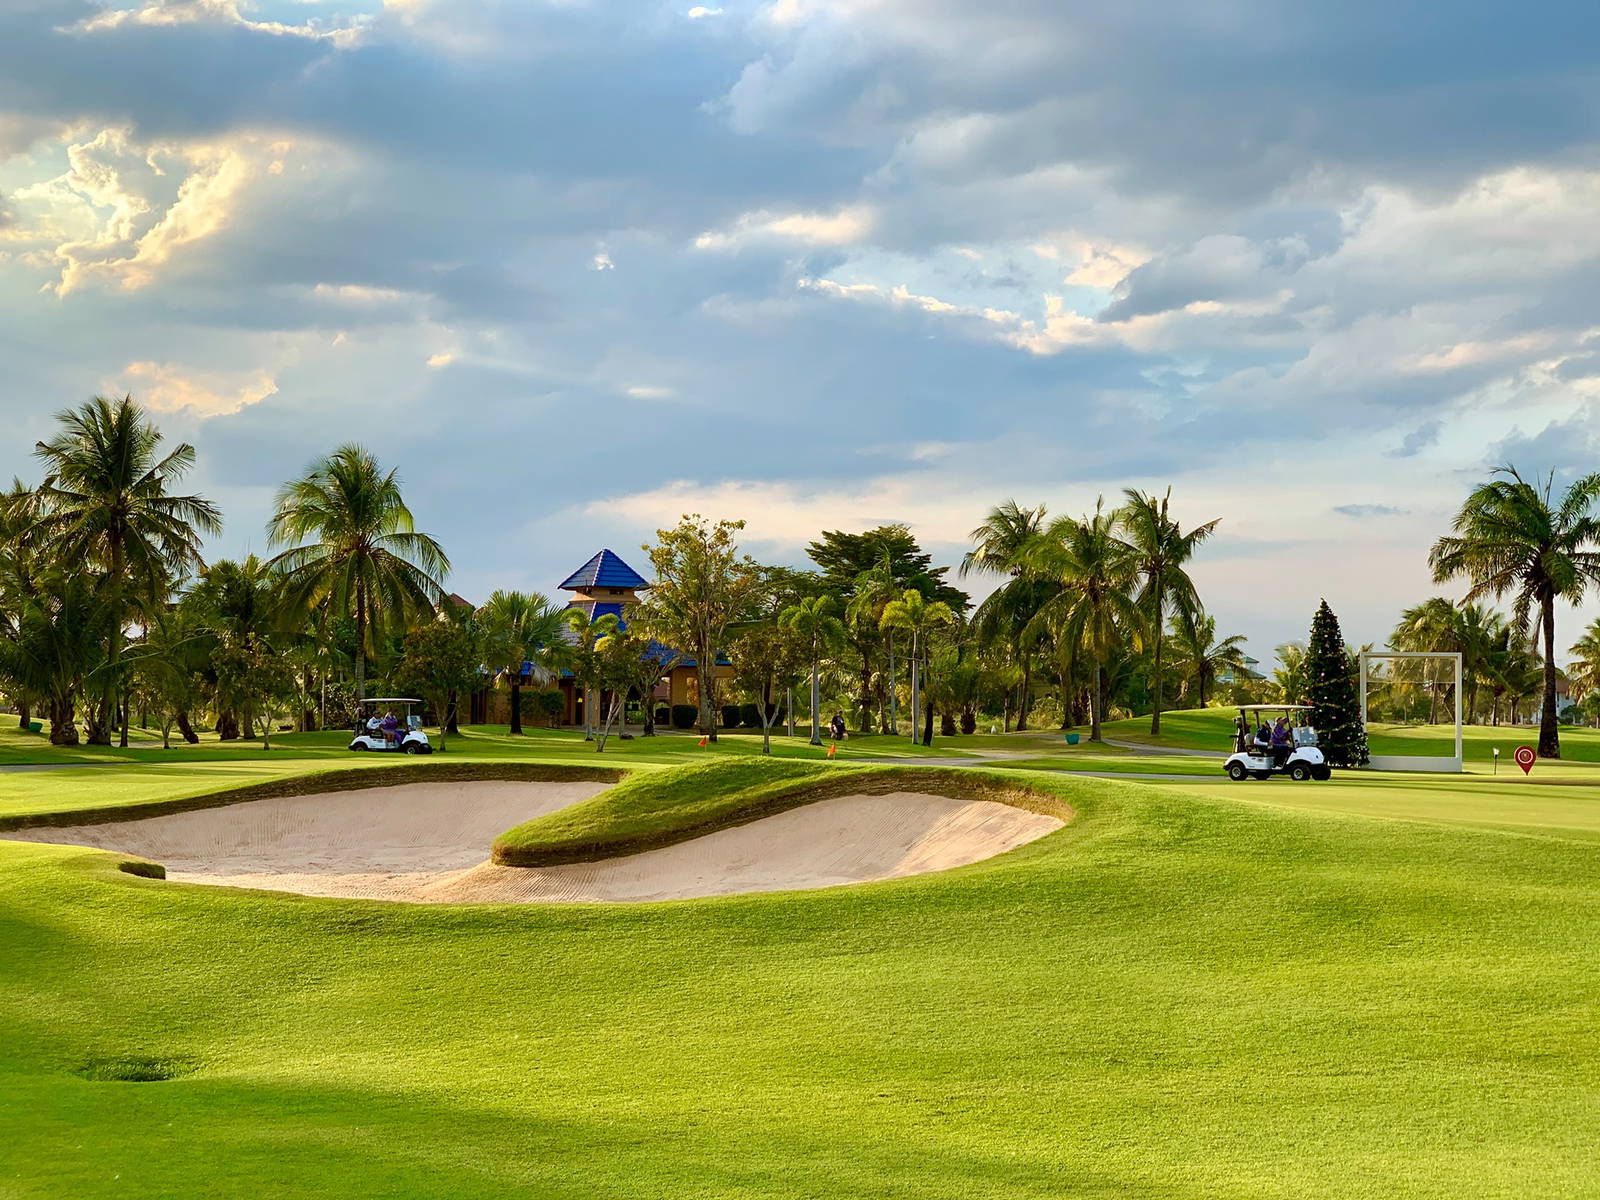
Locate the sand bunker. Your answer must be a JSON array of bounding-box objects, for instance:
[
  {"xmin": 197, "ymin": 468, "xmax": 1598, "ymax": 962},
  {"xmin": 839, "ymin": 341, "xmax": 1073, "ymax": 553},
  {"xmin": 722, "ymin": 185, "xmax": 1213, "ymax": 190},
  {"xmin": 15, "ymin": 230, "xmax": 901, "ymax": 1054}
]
[{"xmin": 6, "ymin": 781, "xmax": 1062, "ymax": 904}]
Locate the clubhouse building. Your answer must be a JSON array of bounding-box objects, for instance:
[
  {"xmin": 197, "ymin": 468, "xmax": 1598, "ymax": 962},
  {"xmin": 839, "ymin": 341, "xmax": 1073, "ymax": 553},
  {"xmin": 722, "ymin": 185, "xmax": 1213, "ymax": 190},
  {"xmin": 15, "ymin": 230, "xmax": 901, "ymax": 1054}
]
[{"xmin": 474, "ymin": 548, "xmax": 730, "ymax": 727}]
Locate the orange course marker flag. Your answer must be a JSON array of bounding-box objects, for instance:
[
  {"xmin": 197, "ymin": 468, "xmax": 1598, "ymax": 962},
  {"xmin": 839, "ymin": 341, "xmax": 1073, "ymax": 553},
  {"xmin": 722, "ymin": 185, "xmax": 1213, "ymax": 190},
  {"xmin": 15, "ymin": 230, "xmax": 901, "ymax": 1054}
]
[
  {"xmin": 698, "ymin": 736, "xmax": 709, "ymax": 748},
  {"xmin": 827, "ymin": 743, "xmax": 837, "ymax": 758}
]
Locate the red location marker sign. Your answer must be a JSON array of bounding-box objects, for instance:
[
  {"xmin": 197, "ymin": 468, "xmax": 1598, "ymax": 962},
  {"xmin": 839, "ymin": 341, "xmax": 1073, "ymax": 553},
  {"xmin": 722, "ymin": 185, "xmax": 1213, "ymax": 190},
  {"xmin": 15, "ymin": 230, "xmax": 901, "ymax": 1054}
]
[{"xmin": 1514, "ymin": 745, "xmax": 1537, "ymax": 775}]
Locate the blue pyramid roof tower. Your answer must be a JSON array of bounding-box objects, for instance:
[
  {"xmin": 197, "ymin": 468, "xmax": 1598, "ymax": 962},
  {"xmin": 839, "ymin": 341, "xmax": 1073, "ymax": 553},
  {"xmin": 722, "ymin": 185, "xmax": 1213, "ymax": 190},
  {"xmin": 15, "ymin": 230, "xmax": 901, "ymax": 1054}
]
[{"xmin": 558, "ymin": 549, "xmax": 650, "ymax": 593}]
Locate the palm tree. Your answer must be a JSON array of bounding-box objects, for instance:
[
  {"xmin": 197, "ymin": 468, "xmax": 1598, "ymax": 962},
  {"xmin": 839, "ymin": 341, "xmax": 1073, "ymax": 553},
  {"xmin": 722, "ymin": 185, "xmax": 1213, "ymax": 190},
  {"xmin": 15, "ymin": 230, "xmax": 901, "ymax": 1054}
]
[
  {"xmin": 782, "ymin": 595, "xmax": 846, "ymax": 745},
  {"xmin": 479, "ymin": 590, "xmax": 568, "ymax": 734},
  {"xmin": 1116, "ymin": 488, "xmax": 1219, "ymax": 736},
  {"xmin": 1430, "ymin": 465, "xmax": 1600, "ymax": 758},
  {"xmin": 183, "ymin": 556, "xmax": 284, "ymax": 740},
  {"xmin": 31, "ymin": 396, "xmax": 221, "ymax": 743},
  {"xmin": 1272, "ymin": 642, "xmax": 1308, "ymax": 703},
  {"xmin": 1168, "ymin": 610, "xmax": 1248, "ymax": 707},
  {"xmin": 1021, "ymin": 502, "xmax": 1143, "ymax": 741},
  {"xmin": 562, "ymin": 609, "xmax": 619, "ymax": 740},
  {"xmin": 963, "ymin": 500, "xmax": 1051, "ymax": 731},
  {"xmin": 267, "ymin": 445, "xmax": 449, "ymax": 702},
  {"xmin": 1567, "ymin": 618, "xmax": 1600, "ymax": 705},
  {"xmin": 878, "ymin": 589, "xmax": 955, "ymax": 746},
  {"xmin": 846, "ymin": 555, "xmax": 900, "ymax": 733}
]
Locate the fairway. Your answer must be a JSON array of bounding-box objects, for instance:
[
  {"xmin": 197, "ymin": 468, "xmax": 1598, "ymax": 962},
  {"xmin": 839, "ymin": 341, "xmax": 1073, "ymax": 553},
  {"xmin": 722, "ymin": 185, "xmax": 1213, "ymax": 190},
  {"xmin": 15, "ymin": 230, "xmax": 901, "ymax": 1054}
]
[{"xmin": 3, "ymin": 736, "xmax": 1599, "ymax": 1199}]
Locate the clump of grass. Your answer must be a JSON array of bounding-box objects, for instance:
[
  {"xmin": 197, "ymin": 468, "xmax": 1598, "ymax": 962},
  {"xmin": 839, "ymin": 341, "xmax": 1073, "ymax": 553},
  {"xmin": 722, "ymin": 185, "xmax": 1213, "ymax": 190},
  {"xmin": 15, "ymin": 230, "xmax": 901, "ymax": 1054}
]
[
  {"xmin": 76, "ymin": 1053, "xmax": 198, "ymax": 1083},
  {"xmin": 116, "ymin": 858, "xmax": 165, "ymax": 879}
]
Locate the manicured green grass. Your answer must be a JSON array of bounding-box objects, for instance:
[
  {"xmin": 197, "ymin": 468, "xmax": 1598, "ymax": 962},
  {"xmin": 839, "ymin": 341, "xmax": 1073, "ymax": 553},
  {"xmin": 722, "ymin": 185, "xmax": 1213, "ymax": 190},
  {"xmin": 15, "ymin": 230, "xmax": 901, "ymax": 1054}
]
[
  {"xmin": 1101, "ymin": 707, "xmax": 1600, "ymax": 764},
  {"xmin": 1000, "ymin": 753, "xmax": 1222, "ymax": 776},
  {"xmin": 0, "ymin": 722, "xmax": 968, "ymax": 768},
  {"xmin": 3, "ymin": 747, "xmax": 1599, "ymax": 1196}
]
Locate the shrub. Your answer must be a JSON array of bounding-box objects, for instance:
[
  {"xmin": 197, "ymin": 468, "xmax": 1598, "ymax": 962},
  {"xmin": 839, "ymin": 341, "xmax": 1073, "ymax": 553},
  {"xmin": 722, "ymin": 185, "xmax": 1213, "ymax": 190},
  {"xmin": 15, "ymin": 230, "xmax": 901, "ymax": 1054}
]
[
  {"xmin": 653, "ymin": 706, "xmax": 670, "ymax": 727},
  {"xmin": 533, "ymin": 690, "xmax": 567, "ymax": 727},
  {"xmin": 670, "ymin": 704, "xmax": 697, "ymax": 729},
  {"xmin": 721, "ymin": 705, "xmax": 743, "ymax": 728},
  {"xmin": 739, "ymin": 702, "xmax": 762, "ymax": 729}
]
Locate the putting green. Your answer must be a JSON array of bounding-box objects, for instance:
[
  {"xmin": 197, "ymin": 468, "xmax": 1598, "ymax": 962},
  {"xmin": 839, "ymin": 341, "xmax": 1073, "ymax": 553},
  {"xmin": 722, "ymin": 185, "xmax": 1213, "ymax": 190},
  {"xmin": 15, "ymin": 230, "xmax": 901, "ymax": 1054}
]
[{"xmin": 2, "ymin": 750, "xmax": 1598, "ymax": 1197}]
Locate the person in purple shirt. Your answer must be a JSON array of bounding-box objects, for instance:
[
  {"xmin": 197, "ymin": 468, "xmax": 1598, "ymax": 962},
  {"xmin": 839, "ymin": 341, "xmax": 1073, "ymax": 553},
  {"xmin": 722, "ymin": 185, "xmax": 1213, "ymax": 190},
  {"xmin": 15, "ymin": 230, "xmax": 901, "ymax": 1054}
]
[{"xmin": 1271, "ymin": 716, "xmax": 1292, "ymax": 766}]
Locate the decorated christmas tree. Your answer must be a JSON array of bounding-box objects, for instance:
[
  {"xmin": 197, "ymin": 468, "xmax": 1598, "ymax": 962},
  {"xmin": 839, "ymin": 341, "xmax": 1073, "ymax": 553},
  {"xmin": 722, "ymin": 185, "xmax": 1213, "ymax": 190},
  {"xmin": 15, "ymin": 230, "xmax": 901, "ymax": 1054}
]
[{"xmin": 1305, "ymin": 599, "xmax": 1368, "ymax": 767}]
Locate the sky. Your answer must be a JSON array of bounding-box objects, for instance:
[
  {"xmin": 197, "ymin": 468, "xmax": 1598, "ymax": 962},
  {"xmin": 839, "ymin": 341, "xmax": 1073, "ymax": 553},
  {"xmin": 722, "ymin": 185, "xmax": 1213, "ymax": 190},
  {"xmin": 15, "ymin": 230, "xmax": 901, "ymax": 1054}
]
[{"xmin": 2, "ymin": 0, "xmax": 1600, "ymax": 665}]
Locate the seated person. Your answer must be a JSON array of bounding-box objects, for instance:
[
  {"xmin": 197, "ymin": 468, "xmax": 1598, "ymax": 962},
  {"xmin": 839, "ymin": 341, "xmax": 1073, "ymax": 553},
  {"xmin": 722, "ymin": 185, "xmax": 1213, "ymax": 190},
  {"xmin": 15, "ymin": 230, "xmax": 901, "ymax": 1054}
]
[
  {"xmin": 1253, "ymin": 722, "xmax": 1273, "ymax": 755},
  {"xmin": 1270, "ymin": 716, "xmax": 1292, "ymax": 765},
  {"xmin": 380, "ymin": 711, "xmax": 400, "ymax": 746}
]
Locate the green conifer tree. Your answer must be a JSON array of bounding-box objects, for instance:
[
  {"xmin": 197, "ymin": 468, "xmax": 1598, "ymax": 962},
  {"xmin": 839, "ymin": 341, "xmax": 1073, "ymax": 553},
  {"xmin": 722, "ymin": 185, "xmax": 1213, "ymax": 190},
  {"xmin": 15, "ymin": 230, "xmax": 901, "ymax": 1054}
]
[{"xmin": 1305, "ymin": 599, "xmax": 1368, "ymax": 767}]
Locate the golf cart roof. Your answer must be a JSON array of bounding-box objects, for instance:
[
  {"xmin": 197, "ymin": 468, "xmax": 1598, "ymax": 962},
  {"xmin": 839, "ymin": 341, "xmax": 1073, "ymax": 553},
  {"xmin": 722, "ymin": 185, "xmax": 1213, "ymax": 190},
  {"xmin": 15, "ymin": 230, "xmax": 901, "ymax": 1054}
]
[
  {"xmin": 364, "ymin": 697, "xmax": 421, "ymax": 705},
  {"xmin": 1237, "ymin": 704, "xmax": 1313, "ymax": 711}
]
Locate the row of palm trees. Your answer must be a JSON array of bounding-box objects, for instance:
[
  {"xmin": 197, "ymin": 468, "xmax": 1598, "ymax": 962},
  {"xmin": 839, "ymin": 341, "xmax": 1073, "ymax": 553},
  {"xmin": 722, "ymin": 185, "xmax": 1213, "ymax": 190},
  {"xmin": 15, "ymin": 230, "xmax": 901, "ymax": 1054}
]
[
  {"xmin": 959, "ymin": 491, "xmax": 1239, "ymax": 739},
  {"xmin": 0, "ymin": 398, "xmax": 456, "ymax": 745}
]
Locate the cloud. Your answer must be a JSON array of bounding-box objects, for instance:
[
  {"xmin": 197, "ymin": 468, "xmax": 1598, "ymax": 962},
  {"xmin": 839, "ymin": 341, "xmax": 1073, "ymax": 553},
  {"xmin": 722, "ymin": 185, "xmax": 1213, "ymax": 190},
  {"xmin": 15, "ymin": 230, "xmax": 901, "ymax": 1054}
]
[
  {"xmin": 1332, "ymin": 504, "xmax": 1409, "ymax": 519},
  {"xmin": 625, "ymin": 385, "xmax": 675, "ymax": 399},
  {"xmin": 117, "ymin": 360, "xmax": 278, "ymax": 417},
  {"xmin": 1389, "ymin": 420, "xmax": 1442, "ymax": 458}
]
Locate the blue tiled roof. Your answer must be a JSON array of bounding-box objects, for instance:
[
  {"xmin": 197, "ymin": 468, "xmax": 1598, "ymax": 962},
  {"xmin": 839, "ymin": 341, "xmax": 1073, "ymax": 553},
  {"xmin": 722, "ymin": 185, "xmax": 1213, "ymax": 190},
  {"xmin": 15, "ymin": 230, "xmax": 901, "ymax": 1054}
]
[{"xmin": 558, "ymin": 549, "xmax": 650, "ymax": 592}]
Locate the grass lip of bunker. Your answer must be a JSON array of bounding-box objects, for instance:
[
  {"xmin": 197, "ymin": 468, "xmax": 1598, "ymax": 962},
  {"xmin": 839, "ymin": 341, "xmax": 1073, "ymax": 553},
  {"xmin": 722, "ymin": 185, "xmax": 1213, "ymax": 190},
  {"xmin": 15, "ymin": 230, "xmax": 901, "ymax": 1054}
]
[{"xmin": 491, "ymin": 758, "xmax": 1074, "ymax": 867}]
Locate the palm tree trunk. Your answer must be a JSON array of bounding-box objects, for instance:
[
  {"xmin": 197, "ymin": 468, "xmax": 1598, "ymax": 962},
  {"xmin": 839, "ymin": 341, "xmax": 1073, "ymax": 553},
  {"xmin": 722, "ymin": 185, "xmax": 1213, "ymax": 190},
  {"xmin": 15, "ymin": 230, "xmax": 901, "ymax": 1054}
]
[
  {"xmin": 858, "ymin": 658, "xmax": 873, "ymax": 734},
  {"xmin": 1016, "ymin": 652, "xmax": 1031, "ymax": 732},
  {"xmin": 809, "ymin": 656, "xmax": 821, "ymax": 745},
  {"xmin": 909, "ymin": 635, "xmax": 921, "ymax": 745},
  {"xmin": 1089, "ymin": 660, "xmax": 1104, "ymax": 741},
  {"xmin": 1539, "ymin": 597, "xmax": 1560, "ymax": 758},
  {"xmin": 923, "ymin": 687, "xmax": 935, "ymax": 747},
  {"xmin": 509, "ymin": 680, "xmax": 523, "ymax": 734},
  {"xmin": 1150, "ymin": 599, "xmax": 1164, "ymax": 735}
]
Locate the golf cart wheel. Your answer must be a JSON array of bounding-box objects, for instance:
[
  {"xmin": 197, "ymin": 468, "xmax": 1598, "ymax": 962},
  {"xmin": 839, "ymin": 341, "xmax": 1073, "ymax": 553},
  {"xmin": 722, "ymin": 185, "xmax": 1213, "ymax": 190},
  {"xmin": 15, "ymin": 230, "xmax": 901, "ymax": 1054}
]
[
  {"xmin": 403, "ymin": 742, "xmax": 422, "ymax": 755},
  {"xmin": 1289, "ymin": 763, "xmax": 1312, "ymax": 782},
  {"xmin": 1227, "ymin": 762, "xmax": 1248, "ymax": 781},
  {"xmin": 349, "ymin": 742, "xmax": 367, "ymax": 752}
]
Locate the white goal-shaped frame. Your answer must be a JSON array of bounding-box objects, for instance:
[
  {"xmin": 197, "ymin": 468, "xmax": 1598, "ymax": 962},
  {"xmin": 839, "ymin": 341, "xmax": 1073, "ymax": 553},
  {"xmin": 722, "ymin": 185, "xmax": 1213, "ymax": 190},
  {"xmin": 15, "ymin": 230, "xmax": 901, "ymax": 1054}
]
[{"xmin": 1358, "ymin": 651, "xmax": 1464, "ymax": 773}]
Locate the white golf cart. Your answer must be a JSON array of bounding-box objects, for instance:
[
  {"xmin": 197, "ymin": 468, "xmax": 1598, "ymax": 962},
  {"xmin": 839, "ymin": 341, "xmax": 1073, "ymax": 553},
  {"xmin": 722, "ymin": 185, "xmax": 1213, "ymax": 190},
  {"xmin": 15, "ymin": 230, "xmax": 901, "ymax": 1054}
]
[
  {"xmin": 1224, "ymin": 704, "xmax": 1329, "ymax": 782},
  {"xmin": 348, "ymin": 698, "xmax": 433, "ymax": 755}
]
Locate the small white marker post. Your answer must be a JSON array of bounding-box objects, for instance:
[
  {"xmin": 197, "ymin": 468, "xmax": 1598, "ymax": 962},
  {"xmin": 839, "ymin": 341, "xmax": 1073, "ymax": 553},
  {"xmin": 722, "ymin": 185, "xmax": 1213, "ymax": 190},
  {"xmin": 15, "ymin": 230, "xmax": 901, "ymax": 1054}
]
[{"xmin": 1493, "ymin": 747, "xmax": 1500, "ymax": 775}]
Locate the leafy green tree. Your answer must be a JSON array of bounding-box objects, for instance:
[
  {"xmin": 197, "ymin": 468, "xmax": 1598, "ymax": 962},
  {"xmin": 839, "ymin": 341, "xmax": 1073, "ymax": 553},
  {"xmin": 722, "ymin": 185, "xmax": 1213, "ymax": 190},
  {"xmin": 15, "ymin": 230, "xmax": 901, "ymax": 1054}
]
[
  {"xmin": 1116, "ymin": 488, "xmax": 1219, "ymax": 736},
  {"xmin": 640, "ymin": 515, "xmax": 761, "ymax": 741},
  {"xmin": 781, "ymin": 595, "xmax": 847, "ymax": 745},
  {"xmin": 1273, "ymin": 641, "xmax": 1307, "ymax": 703},
  {"xmin": 878, "ymin": 589, "xmax": 955, "ymax": 746},
  {"xmin": 127, "ymin": 609, "xmax": 206, "ymax": 749},
  {"xmin": 0, "ymin": 567, "xmax": 110, "ymax": 745},
  {"xmin": 393, "ymin": 618, "xmax": 480, "ymax": 751},
  {"xmin": 812, "ymin": 525, "xmax": 968, "ymax": 733},
  {"xmin": 1430, "ymin": 465, "xmax": 1600, "ymax": 759},
  {"xmin": 1305, "ymin": 600, "xmax": 1368, "ymax": 768},
  {"xmin": 1567, "ymin": 618, "xmax": 1600, "ymax": 708},
  {"xmin": 31, "ymin": 396, "xmax": 220, "ymax": 743},
  {"xmin": 479, "ymin": 590, "xmax": 569, "ymax": 734},
  {"xmin": 730, "ymin": 621, "xmax": 807, "ymax": 755},
  {"xmin": 211, "ymin": 638, "xmax": 295, "ymax": 750},
  {"xmin": 267, "ymin": 445, "xmax": 449, "ymax": 703}
]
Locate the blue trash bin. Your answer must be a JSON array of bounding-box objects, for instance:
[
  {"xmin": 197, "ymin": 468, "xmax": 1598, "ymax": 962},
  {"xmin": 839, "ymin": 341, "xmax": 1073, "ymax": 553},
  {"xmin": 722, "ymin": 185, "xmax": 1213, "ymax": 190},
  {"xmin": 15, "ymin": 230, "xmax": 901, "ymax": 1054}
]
[{"xmin": 1065, "ymin": 732, "xmax": 1080, "ymax": 746}]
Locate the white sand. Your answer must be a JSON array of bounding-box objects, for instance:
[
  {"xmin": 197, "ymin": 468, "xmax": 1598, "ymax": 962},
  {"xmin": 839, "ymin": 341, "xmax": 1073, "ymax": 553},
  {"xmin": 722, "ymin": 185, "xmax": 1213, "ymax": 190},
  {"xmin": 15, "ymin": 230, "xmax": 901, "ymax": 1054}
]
[{"xmin": 7, "ymin": 781, "xmax": 1062, "ymax": 904}]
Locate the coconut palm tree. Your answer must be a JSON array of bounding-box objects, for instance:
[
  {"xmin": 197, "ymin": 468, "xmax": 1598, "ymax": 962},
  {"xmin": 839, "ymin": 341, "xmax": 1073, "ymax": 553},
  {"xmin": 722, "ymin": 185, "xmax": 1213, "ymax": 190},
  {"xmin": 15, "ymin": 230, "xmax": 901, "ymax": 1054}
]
[
  {"xmin": 1021, "ymin": 502, "xmax": 1143, "ymax": 741},
  {"xmin": 30, "ymin": 396, "xmax": 221, "ymax": 743},
  {"xmin": 266, "ymin": 445, "xmax": 449, "ymax": 702},
  {"xmin": 1116, "ymin": 488, "xmax": 1219, "ymax": 736},
  {"xmin": 1430, "ymin": 465, "xmax": 1600, "ymax": 758},
  {"xmin": 1168, "ymin": 610, "xmax": 1248, "ymax": 707},
  {"xmin": 564, "ymin": 608, "xmax": 619, "ymax": 741},
  {"xmin": 782, "ymin": 595, "xmax": 847, "ymax": 745},
  {"xmin": 963, "ymin": 500, "xmax": 1051, "ymax": 730},
  {"xmin": 878, "ymin": 589, "xmax": 955, "ymax": 746},
  {"xmin": 479, "ymin": 590, "xmax": 569, "ymax": 734},
  {"xmin": 1567, "ymin": 618, "xmax": 1600, "ymax": 705}
]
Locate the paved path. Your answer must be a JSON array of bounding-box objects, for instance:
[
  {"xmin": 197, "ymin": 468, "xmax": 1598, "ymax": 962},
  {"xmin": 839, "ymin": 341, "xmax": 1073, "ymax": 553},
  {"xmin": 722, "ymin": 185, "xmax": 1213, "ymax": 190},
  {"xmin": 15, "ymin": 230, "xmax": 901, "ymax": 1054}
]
[{"xmin": 1102, "ymin": 738, "xmax": 1227, "ymax": 759}]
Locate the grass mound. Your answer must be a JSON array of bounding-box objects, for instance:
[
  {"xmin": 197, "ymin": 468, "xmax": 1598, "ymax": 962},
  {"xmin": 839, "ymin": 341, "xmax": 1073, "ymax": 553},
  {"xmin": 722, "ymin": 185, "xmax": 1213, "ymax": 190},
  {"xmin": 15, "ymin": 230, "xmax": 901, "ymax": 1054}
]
[{"xmin": 491, "ymin": 757, "xmax": 1074, "ymax": 867}]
